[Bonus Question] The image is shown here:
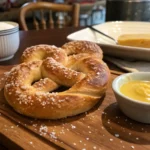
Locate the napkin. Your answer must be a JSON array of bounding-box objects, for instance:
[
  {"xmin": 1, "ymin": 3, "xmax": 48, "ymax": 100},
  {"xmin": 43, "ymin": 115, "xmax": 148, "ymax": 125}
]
[{"xmin": 104, "ymin": 56, "xmax": 150, "ymax": 72}]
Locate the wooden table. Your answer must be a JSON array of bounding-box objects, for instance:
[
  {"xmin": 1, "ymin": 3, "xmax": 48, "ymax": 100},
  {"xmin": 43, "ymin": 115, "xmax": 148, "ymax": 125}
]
[
  {"xmin": 0, "ymin": 27, "xmax": 84, "ymax": 150},
  {"xmin": 0, "ymin": 27, "xmax": 149, "ymax": 150}
]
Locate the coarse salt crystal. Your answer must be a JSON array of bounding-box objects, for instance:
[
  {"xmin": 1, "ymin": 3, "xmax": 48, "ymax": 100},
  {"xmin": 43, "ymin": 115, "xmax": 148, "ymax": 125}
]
[
  {"xmin": 136, "ymin": 137, "xmax": 139, "ymax": 140},
  {"xmin": 86, "ymin": 137, "xmax": 89, "ymax": 140},
  {"xmin": 39, "ymin": 124, "xmax": 48, "ymax": 134},
  {"xmin": 71, "ymin": 124, "xmax": 76, "ymax": 129},
  {"xmin": 79, "ymin": 140, "xmax": 82, "ymax": 143},
  {"xmin": 131, "ymin": 146, "xmax": 135, "ymax": 149},
  {"xmin": 50, "ymin": 132, "xmax": 57, "ymax": 139},
  {"xmin": 29, "ymin": 141, "xmax": 33, "ymax": 144},
  {"xmin": 115, "ymin": 134, "xmax": 119, "ymax": 138}
]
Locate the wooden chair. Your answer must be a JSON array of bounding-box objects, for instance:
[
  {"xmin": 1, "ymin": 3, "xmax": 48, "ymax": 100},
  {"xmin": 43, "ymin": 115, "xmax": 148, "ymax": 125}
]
[{"xmin": 19, "ymin": 2, "xmax": 80, "ymax": 31}]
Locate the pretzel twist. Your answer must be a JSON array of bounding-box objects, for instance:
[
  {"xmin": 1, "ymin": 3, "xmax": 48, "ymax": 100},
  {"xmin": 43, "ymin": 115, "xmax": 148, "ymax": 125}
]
[{"xmin": 4, "ymin": 41, "xmax": 110, "ymax": 119}]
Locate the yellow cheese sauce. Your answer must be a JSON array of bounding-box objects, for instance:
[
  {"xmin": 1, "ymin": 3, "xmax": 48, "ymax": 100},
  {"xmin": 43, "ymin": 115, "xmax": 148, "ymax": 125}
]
[{"xmin": 120, "ymin": 80, "xmax": 150, "ymax": 103}]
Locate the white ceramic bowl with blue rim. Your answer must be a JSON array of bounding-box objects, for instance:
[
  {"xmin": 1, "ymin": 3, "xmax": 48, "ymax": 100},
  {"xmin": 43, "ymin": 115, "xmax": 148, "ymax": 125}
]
[{"xmin": 112, "ymin": 72, "xmax": 150, "ymax": 124}]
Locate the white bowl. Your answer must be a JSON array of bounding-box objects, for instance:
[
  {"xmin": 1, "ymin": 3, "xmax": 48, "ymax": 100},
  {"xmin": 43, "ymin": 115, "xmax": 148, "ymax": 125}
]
[
  {"xmin": 112, "ymin": 72, "xmax": 150, "ymax": 124},
  {"xmin": 0, "ymin": 21, "xmax": 19, "ymax": 61}
]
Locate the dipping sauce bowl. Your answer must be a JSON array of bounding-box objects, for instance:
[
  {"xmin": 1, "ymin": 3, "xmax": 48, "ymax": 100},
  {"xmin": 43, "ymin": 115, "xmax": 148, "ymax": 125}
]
[{"xmin": 112, "ymin": 72, "xmax": 150, "ymax": 124}]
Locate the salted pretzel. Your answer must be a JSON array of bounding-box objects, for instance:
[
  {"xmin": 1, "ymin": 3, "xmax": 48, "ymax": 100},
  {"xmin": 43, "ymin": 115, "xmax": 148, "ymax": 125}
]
[{"xmin": 4, "ymin": 41, "xmax": 110, "ymax": 119}]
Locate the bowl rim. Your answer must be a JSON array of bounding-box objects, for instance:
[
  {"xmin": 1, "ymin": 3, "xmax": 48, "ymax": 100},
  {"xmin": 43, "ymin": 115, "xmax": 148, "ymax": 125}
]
[
  {"xmin": 112, "ymin": 72, "xmax": 150, "ymax": 106},
  {"xmin": 0, "ymin": 30, "xmax": 19, "ymax": 36},
  {"xmin": 0, "ymin": 27, "xmax": 18, "ymax": 33}
]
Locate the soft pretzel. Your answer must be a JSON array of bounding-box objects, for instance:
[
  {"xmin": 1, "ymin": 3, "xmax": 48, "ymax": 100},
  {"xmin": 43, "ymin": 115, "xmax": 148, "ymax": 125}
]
[{"xmin": 4, "ymin": 41, "xmax": 110, "ymax": 119}]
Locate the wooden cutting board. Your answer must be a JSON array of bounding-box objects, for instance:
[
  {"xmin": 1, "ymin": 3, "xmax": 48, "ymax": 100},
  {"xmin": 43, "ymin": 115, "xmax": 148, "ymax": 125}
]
[{"xmin": 0, "ymin": 66, "xmax": 149, "ymax": 150}]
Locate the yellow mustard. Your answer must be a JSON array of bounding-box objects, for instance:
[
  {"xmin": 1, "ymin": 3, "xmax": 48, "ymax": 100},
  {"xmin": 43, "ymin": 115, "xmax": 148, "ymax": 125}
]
[{"xmin": 120, "ymin": 80, "xmax": 150, "ymax": 103}]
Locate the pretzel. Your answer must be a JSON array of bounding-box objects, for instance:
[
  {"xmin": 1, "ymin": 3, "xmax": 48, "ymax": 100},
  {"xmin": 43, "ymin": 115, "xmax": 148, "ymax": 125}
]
[{"xmin": 4, "ymin": 41, "xmax": 110, "ymax": 119}]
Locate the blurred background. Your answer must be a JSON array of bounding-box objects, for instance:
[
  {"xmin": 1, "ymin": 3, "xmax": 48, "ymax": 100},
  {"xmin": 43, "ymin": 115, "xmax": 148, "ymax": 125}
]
[
  {"xmin": 1, "ymin": 0, "xmax": 150, "ymax": 29},
  {"xmin": 0, "ymin": 0, "xmax": 106, "ymax": 27}
]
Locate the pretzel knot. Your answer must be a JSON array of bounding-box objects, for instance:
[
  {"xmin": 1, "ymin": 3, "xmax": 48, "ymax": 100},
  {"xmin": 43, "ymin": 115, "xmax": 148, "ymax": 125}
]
[{"xmin": 4, "ymin": 41, "xmax": 110, "ymax": 119}]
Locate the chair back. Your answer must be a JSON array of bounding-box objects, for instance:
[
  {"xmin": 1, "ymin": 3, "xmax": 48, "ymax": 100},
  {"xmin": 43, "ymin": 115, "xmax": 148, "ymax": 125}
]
[{"xmin": 20, "ymin": 2, "xmax": 80, "ymax": 30}]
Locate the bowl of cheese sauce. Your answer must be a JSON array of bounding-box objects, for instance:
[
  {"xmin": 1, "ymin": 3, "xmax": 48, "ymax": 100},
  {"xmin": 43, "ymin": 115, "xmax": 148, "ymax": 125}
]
[{"xmin": 112, "ymin": 72, "xmax": 150, "ymax": 124}]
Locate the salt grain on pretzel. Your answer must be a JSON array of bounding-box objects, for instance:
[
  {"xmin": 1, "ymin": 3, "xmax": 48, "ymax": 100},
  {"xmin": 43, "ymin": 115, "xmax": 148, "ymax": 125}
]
[{"xmin": 4, "ymin": 41, "xmax": 110, "ymax": 119}]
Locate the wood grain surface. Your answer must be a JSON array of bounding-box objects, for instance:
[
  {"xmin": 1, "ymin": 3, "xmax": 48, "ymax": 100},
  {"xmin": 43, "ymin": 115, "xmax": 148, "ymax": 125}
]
[{"xmin": 0, "ymin": 66, "xmax": 149, "ymax": 150}]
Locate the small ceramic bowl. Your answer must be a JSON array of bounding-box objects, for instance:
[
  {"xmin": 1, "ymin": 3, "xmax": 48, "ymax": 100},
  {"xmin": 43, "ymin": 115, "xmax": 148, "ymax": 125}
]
[
  {"xmin": 112, "ymin": 72, "xmax": 150, "ymax": 124},
  {"xmin": 0, "ymin": 21, "xmax": 19, "ymax": 61}
]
